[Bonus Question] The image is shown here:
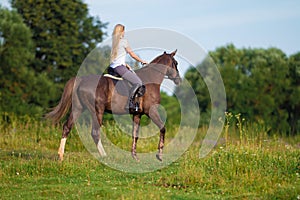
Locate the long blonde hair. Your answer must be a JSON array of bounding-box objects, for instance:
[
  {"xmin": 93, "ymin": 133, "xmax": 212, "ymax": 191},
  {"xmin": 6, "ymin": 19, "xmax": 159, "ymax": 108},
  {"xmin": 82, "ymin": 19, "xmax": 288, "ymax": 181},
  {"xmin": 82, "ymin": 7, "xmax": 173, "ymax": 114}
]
[{"xmin": 110, "ymin": 24, "xmax": 125, "ymax": 62}]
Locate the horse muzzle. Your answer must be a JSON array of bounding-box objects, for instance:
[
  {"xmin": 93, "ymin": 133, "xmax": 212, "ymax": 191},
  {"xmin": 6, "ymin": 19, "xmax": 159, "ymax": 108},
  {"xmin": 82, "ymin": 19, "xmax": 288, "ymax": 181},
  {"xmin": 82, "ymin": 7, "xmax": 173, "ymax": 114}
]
[{"xmin": 172, "ymin": 76, "xmax": 182, "ymax": 85}]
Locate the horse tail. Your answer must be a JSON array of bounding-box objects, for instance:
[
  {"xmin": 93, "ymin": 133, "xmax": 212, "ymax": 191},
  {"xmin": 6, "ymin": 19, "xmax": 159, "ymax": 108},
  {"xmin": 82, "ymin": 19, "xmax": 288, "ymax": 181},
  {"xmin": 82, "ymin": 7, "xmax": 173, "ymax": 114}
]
[{"xmin": 45, "ymin": 77, "xmax": 79, "ymax": 124}]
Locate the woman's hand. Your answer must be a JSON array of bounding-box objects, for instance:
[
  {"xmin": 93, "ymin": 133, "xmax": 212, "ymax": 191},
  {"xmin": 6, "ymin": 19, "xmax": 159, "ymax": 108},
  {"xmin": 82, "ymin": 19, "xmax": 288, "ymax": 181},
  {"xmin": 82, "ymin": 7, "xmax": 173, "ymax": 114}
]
[
  {"xmin": 126, "ymin": 46, "xmax": 148, "ymax": 66},
  {"xmin": 141, "ymin": 61, "xmax": 148, "ymax": 65}
]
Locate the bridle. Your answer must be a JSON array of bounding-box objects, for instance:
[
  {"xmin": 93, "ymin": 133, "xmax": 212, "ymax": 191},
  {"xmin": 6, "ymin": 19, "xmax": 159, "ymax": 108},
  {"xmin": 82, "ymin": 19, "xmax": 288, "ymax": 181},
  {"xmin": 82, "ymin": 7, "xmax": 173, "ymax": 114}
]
[{"xmin": 165, "ymin": 57, "xmax": 181, "ymax": 82}]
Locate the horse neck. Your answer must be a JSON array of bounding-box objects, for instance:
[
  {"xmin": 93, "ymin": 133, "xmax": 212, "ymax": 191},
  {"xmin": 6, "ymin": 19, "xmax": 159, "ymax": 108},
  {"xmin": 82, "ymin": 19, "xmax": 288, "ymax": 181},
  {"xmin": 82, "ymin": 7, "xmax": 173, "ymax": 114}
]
[{"xmin": 136, "ymin": 63, "xmax": 167, "ymax": 85}]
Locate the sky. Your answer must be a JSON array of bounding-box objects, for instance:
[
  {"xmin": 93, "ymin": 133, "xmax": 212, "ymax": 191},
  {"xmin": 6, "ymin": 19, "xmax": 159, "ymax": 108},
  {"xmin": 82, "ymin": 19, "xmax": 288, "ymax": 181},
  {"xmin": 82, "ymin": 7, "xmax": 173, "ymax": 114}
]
[
  {"xmin": 82, "ymin": 0, "xmax": 300, "ymax": 56},
  {"xmin": 1, "ymin": 0, "xmax": 299, "ymax": 55}
]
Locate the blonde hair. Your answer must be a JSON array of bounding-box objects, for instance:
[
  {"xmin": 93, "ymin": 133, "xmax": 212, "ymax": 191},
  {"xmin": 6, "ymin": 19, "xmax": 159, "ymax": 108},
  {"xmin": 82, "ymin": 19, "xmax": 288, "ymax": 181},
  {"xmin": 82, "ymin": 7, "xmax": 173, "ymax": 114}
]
[{"xmin": 110, "ymin": 24, "xmax": 125, "ymax": 62}]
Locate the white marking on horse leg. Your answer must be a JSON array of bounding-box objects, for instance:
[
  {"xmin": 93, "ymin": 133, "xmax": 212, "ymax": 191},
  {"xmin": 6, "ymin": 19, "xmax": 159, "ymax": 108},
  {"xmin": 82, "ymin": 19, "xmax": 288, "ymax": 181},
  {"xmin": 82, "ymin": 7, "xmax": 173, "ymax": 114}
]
[
  {"xmin": 97, "ymin": 140, "xmax": 107, "ymax": 157},
  {"xmin": 58, "ymin": 138, "xmax": 67, "ymax": 161}
]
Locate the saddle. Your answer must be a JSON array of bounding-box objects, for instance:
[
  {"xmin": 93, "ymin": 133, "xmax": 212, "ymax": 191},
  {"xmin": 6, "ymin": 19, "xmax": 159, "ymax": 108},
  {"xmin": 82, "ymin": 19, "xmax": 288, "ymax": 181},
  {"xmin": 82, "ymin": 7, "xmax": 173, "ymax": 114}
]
[
  {"xmin": 104, "ymin": 68, "xmax": 129, "ymax": 96},
  {"xmin": 103, "ymin": 68, "xmax": 145, "ymax": 113},
  {"xmin": 104, "ymin": 67, "xmax": 123, "ymax": 80}
]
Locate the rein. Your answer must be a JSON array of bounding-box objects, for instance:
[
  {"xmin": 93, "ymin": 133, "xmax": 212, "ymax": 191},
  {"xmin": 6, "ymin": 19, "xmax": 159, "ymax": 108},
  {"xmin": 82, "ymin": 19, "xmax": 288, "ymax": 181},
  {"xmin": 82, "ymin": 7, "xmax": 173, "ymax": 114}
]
[{"xmin": 140, "ymin": 63, "xmax": 180, "ymax": 81}]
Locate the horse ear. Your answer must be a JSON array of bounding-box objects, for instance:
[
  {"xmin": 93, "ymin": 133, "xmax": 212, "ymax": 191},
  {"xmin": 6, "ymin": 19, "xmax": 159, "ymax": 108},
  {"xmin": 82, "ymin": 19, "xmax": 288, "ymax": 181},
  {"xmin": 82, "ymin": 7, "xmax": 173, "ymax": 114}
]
[
  {"xmin": 164, "ymin": 51, "xmax": 167, "ymax": 54},
  {"xmin": 170, "ymin": 49, "xmax": 177, "ymax": 57}
]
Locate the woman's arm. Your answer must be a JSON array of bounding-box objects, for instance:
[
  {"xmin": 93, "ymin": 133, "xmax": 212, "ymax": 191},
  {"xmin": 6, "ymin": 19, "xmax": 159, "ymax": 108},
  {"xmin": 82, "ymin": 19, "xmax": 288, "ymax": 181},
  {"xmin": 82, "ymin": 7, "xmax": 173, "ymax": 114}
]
[{"xmin": 126, "ymin": 46, "xmax": 147, "ymax": 64}]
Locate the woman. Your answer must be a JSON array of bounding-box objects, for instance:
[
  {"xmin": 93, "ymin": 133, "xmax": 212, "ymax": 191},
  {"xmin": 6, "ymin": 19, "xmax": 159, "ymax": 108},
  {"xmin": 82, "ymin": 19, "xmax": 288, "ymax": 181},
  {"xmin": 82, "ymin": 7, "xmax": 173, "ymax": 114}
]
[{"xmin": 110, "ymin": 24, "xmax": 147, "ymax": 111}]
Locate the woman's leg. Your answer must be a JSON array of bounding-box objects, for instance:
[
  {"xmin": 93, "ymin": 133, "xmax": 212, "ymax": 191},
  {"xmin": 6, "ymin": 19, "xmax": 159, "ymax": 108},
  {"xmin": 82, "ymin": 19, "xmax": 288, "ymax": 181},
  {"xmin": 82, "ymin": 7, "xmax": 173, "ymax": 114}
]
[
  {"xmin": 114, "ymin": 65, "xmax": 143, "ymax": 111},
  {"xmin": 114, "ymin": 65, "xmax": 142, "ymax": 85}
]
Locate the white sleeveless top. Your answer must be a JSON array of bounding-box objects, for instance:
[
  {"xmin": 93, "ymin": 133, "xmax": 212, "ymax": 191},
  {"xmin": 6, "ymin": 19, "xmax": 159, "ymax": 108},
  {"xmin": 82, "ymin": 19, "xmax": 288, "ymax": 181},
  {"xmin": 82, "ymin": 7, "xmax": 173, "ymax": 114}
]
[{"xmin": 110, "ymin": 38, "xmax": 129, "ymax": 68}]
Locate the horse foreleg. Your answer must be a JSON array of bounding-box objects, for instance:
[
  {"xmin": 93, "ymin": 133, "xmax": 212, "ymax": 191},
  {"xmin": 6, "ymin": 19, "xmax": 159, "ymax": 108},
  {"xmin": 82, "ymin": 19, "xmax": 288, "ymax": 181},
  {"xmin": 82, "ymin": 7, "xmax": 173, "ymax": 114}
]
[
  {"xmin": 149, "ymin": 106, "xmax": 165, "ymax": 161},
  {"xmin": 132, "ymin": 114, "xmax": 141, "ymax": 161},
  {"xmin": 58, "ymin": 108, "xmax": 82, "ymax": 161},
  {"xmin": 157, "ymin": 127, "xmax": 166, "ymax": 161}
]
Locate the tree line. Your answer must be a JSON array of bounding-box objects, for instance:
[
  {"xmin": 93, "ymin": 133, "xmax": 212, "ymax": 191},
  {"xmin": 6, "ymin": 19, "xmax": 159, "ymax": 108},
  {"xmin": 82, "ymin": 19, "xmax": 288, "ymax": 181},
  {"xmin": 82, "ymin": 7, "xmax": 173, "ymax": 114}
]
[
  {"xmin": 177, "ymin": 44, "xmax": 299, "ymax": 135},
  {"xmin": 0, "ymin": 1, "xmax": 299, "ymax": 135},
  {"xmin": 0, "ymin": 0, "xmax": 106, "ymax": 115}
]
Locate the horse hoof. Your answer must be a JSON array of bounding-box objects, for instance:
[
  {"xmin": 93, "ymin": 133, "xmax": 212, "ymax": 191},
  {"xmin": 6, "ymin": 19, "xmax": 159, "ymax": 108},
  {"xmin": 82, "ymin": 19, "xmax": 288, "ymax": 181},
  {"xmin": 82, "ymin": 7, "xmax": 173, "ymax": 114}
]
[
  {"xmin": 156, "ymin": 153, "xmax": 163, "ymax": 162},
  {"xmin": 131, "ymin": 153, "xmax": 140, "ymax": 162},
  {"xmin": 58, "ymin": 153, "xmax": 64, "ymax": 161}
]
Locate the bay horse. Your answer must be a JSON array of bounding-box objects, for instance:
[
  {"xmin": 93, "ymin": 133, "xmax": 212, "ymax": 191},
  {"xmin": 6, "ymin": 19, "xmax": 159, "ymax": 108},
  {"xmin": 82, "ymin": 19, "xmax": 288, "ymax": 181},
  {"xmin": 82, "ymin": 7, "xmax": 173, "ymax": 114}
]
[{"xmin": 46, "ymin": 50, "xmax": 181, "ymax": 161}]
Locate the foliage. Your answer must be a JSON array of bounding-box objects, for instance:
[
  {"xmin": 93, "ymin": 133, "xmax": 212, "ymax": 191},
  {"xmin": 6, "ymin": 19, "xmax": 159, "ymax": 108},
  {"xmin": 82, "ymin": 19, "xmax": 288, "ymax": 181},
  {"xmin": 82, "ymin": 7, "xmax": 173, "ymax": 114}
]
[
  {"xmin": 10, "ymin": 0, "xmax": 107, "ymax": 113},
  {"xmin": 286, "ymin": 52, "xmax": 300, "ymax": 135},
  {"xmin": 0, "ymin": 1, "xmax": 107, "ymax": 115},
  {"xmin": 0, "ymin": 7, "xmax": 56, "ymax": 114},
  {"xmin": 160, "ymin": 91, "xmax": 181, "ymax": 126},
  {"xmin": 11, "ymin": 0, "xmax": 107, "ymax": 83},
  {"xmin": 178, "ymin": 44, "xmax": 299, "ymax": 135}
]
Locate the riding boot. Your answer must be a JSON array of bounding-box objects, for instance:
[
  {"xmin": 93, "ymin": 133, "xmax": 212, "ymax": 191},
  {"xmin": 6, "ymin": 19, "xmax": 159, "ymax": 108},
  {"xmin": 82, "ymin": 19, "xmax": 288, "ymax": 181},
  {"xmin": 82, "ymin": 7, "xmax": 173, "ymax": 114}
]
[{"xmin": 126, "ymin": 84, "xmax": 141, "ymax": 112}]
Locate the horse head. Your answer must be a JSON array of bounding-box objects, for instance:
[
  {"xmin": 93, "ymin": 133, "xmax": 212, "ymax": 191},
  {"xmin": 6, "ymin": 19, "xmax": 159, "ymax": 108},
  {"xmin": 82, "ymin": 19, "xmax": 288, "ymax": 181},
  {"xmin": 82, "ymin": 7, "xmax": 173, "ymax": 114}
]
[{"xmin": 162, "ymin": 50, "xmax": 182, "ymax": 85}]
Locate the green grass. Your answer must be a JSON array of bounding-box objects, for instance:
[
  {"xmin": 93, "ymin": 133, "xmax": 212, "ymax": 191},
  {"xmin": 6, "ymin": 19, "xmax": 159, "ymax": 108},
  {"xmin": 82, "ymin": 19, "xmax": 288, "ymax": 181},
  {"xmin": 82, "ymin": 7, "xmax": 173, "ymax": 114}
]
[{"xmin": 0, "ymin": 113, "xmax": 299, "ymax": 199}]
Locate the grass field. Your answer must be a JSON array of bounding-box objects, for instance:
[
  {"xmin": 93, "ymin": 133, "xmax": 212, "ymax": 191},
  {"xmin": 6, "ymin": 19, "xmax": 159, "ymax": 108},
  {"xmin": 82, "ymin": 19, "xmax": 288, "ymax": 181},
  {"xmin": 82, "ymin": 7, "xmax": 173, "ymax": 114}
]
[{"xmin": 0, "ymin": 113, "xmax": 299, "ymax": 199}]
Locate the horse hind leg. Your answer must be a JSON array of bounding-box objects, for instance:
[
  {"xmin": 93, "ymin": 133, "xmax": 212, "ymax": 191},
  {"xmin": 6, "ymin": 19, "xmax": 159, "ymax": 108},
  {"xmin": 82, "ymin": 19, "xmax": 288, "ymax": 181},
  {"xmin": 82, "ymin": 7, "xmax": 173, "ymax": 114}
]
[
  {"xmin": 58, "ymin": 118, "xmax": 72, "ymax": 161},
  {"xmin": 91, "ymin": 110, "xmax": 107, "ymax": 157},
  {"xmin": 91, "ymin": 123, "xmax": 107, "ymax": 157},
  {"xmin": 58, "ymin": 138, "xmax": 67, "ymax": 161},
  {"xmin": 58, "ymin": 109, "xmax": 82, "ymax": 161}
]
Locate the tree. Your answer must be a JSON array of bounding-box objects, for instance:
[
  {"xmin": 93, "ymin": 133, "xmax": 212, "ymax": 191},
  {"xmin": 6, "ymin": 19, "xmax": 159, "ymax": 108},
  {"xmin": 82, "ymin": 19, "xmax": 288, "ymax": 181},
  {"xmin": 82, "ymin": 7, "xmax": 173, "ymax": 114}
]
[
  {"xmin": 175, "ymin": 56, "xmax": 220, "ymax": 126},
  {"xmin": 212, "ymin": 45, "xmax": 291, "ymax": 133},
  {"xmin": 287, "ymin": 53, "xmax": 300, "ymax": 135},
  {"xmin": 0, "ymin": 6, "xmax": 56, "ymax": 114},
  {"xmin": 180, "ymin": 44, "xmax": 298, "ymax": 134},
  {"xmin": 11, "ymin": 0, "xmax": 107, "ymax": 83}
]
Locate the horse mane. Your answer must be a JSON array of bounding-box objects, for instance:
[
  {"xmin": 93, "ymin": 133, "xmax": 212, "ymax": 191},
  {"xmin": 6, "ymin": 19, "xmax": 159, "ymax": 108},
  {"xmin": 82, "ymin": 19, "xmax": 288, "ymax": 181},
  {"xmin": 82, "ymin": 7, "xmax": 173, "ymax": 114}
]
[
  {"xmin": 150, "ymin": 53, "xmax": 165, "ymax": 63},
  {"xmin": 135, "ymin": 53, "xmax": 170, "ymax": 74}
]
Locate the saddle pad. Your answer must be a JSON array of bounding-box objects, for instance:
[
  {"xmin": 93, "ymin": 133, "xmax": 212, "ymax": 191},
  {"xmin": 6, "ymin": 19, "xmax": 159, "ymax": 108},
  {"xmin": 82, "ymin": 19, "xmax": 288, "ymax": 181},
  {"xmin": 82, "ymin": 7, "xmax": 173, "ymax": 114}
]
[
  {"xmin": 103, "ymin": 74, "xmax": 131, "ymax": 96},
  {"xmin": 103, "ymin": 74, "xmax": 123, "ymax": 80}
]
